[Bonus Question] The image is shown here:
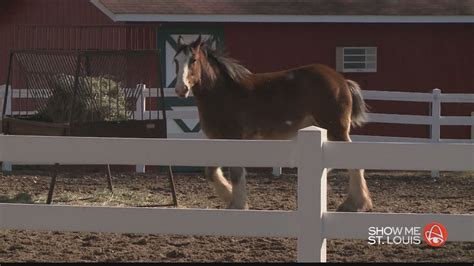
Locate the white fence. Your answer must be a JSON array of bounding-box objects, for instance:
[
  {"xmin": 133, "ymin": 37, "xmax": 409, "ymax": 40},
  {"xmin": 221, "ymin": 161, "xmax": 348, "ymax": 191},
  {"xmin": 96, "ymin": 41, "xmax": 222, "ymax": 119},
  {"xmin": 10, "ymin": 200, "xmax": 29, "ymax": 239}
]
[
  {"xmin": 134, "ymin": 87, "xmax": 474, "ymax": 142},
  {"xmin": 1, "ymin": 86, "xmax": 473, "ymax": 175},
  {"xmin": 133, "ymin": 87, "xmax": 474, "ymax": 176},
  {"xmin": 0, "ymin": 126, "xmax": 473, "ymax": 262},
  {"xmin": 4, "ymin": 86, "xmax": 472, "ymax": 140},
  {"xmin": 355, "ymin": 88, "xmax": 474, "ymax": 143}
]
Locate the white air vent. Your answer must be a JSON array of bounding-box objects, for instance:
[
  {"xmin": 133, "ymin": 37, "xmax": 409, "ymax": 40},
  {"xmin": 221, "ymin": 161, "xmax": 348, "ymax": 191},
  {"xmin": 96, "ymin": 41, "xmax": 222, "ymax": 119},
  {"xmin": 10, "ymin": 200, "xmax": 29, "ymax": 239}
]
[{"xmin": 336, "ymin": 47, "xmax": 377, "ymax": 73}]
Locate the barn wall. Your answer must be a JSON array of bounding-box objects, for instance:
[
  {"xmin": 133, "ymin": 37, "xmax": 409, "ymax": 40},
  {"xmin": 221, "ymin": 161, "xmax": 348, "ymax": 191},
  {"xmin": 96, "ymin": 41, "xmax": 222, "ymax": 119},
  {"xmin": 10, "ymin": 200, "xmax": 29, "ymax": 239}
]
[
  {"xmin": 0, "ymin": 0, "xmax": 116, "ymax": 82},
  {"xmin": 0, "ymin": 0, "xmax": 159, "ymax": 130},
  {"xmin": 224, "ymin": 23, "xmax": 474, "ymax": 93},
  {"xmin": 224, "ymin": 23, "xmax": 474, "ymax": 139},
  {"xmin": 1, "ymin": 1, "xmax": 472, "ymax": 140}
]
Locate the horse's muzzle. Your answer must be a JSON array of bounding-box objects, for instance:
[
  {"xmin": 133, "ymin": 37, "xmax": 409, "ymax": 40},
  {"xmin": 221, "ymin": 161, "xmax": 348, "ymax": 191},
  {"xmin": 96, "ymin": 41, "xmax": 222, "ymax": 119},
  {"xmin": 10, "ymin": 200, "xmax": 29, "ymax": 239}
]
[{"xmin": 175, "ymin": 86, "xmax": 189, "ymax": 98}]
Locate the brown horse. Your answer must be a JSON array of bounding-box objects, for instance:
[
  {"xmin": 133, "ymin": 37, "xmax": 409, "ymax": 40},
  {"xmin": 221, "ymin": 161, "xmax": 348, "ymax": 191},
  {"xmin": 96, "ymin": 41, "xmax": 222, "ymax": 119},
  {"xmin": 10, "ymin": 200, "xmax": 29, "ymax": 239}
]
[{"xmin": 173, "ymin": 35, "xmax": 372, "ymax": 212}]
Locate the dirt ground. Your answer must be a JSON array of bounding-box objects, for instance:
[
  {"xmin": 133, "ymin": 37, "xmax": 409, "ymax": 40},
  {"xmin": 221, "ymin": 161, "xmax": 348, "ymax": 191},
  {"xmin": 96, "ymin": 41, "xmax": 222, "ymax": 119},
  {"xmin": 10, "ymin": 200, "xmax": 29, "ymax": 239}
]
[{"xmin": 0, "ymin": 167, "xmax": 473, "ymax": 262}]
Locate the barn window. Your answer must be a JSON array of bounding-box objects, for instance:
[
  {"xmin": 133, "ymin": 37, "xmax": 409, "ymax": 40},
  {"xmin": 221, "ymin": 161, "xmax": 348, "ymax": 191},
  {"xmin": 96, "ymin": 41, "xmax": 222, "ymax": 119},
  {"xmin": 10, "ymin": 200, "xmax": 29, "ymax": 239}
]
[{"xmin": 336, "ymin": 47, "xmax": 377, "ymax": 73}]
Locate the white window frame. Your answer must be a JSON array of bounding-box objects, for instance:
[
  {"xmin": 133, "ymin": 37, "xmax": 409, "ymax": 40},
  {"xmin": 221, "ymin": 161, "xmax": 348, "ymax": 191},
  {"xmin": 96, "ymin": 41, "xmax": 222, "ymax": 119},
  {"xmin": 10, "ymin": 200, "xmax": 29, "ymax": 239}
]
[{"xmin": 336, "ymin": 47, "xmax": 377, "ymax": 73}]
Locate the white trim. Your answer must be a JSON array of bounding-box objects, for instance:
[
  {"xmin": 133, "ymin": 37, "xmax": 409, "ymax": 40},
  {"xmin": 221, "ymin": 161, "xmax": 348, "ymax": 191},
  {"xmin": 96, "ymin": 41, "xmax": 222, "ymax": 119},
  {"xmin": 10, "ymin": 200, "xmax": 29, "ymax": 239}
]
[
  {"xmin": 87, "ymin": 1, "xmax": 474, "ymax": 24},
  {"xmin": 108, "ymin": 14, "xmax": 474, "ymax": 23}
]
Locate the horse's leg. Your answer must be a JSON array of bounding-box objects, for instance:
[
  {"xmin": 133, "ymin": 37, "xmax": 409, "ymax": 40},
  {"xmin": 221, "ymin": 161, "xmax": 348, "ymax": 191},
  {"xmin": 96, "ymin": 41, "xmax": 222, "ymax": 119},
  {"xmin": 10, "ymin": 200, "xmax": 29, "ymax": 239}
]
[
  {"xmin": 205, "ymin": 166, "xmax": 232, "ymax": 205},
  {"xmin": 315, "ymin": 109, "xmax": 372, "ymax": 212},
  {"xmin": 330, "ymin": 131, "xmax": 373, "ymax": 212},
  {"xmin": 338, "ymin": 168, "xmax": 372, "ymax": 212},
  {"xmin": 228, "ymin": 167, "xmax": 249, "ymax": 209}
]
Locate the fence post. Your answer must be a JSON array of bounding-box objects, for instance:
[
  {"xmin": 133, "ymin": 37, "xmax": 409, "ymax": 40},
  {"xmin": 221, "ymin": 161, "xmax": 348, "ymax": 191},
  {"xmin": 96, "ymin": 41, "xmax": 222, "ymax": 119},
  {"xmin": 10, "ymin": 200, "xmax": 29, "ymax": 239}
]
[
  {"xmin": 0, "ymin": 85, "xmax": 4, "ymax": 117},
  {"xmin": 1, "ymin": 162, "xmax": 12, "ymax": 172},
  {"xmin": 0, "ymin": 85, "xmax": 4, "ymax": 133},
  {"xmin": 471, "ymin": 112, "xmax": 474, "ymax": 141},
  {"xmin": 135, "ymin": 83, "xmax": 146, "ymax": 120},
  {"xmin": 272, "ymin": 167, "xmax": 282, "ymax": 177},
  {"xmin": 296, "ymin": 126, "xmax": 327, "ymax": 262},
  {"xmin": 431, "ymin": 88, "xmax": 441, "ymax": 178},
  {"xmin": 1, "ymin": 85, "xmax": 13, "ymax": 172},
  {"xmin": 135, "ymin": 83, "xmax": 146, "ymax": 173},
  {"xmin": 6, "ymin": 89, "xmax": 11, "ymax": 118}
]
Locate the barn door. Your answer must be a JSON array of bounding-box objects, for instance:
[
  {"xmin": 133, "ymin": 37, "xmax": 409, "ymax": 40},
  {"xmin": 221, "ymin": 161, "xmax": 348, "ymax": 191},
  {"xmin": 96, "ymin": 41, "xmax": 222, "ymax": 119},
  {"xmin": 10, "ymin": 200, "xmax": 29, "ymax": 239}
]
[{"xmin": 157, "ymin": 28, "xmax": 224, "ymax": 139}]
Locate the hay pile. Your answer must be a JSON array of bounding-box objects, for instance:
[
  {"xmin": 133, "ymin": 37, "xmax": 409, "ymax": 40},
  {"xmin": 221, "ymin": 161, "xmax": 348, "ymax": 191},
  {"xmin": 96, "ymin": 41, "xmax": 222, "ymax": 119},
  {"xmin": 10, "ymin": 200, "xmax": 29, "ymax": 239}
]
[{"xmin": 37, "ymin": 74, "xmax": 129, "ymax": 123}]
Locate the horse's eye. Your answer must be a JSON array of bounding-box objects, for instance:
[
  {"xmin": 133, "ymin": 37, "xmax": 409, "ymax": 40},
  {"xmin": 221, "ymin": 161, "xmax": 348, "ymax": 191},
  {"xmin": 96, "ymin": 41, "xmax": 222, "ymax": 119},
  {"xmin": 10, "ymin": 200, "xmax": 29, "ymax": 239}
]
[{"xmin": 189, "ymin": 58, "xmax": 196, "ymax": 65}]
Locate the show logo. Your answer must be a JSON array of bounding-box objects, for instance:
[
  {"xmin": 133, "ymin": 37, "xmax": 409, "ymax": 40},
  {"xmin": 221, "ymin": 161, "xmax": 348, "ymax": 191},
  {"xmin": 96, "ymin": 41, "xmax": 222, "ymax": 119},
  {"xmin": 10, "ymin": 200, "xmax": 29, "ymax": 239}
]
[
  {"xmin": 368, "ymin": 222, "xmax": 447, "ymax": 246},
  {"xmin": 423, "ymin": 222, "xmax": 448, "ymax": 247}
]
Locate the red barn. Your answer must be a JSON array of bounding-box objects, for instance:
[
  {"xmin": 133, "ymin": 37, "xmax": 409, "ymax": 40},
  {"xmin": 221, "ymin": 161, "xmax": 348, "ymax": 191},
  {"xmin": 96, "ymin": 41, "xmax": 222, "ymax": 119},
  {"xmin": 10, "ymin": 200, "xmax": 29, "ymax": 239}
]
[{"xmin": 1, "ymin": 0, "xmax": 473, "ymax": 140}]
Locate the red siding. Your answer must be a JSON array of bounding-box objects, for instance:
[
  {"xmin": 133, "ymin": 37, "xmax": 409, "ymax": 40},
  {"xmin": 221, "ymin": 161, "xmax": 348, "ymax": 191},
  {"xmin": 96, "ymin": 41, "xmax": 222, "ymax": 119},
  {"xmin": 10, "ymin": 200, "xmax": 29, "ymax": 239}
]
[
  {"xmin": 0, "ymin": 0, "xmax": 116, "ymax": 82},
  {"xmin": 224, "ymin": 23, "xmax": 474, "ymax": 139},
  {"xmin": 225, "ymin": 23, "xmax": 474, "ymax": 93}
]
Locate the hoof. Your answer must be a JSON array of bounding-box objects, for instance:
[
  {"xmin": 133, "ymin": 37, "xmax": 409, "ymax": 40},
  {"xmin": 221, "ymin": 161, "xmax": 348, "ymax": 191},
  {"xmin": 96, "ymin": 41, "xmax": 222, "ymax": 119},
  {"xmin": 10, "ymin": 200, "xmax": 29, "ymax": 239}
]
[
  {"xmin": 337, "ymin": 197, "xmax": 373, "ymax": 212},
  {"xmin": 227, "ymin": 202, "xmax": 249, "ymax": 210}
]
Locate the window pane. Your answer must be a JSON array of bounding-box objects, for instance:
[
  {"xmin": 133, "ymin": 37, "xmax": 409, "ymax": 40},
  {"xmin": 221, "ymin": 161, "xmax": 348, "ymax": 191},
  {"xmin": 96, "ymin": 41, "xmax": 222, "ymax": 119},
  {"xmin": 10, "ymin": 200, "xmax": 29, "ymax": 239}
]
[
  {"xmin": 344, "ymin": 48, "xmax": 365, "ymax": 55},
  {"xmin": 366, "ymin": 62, "xmax": 376, "ymax": 69},
  {"xmin": 344, "ymin": 55, "xmax": 366, "ymax": 62},
  {"xmin": 366, "ymin": 55, "xmax": 376, "ymax": 62},
  {"xmin": 366, "ymin": 48, "xmax": 377, "ymax": 55},
  {"xmin": 344, "ymin": 62, "xmax": 366, "ymax": 69}
]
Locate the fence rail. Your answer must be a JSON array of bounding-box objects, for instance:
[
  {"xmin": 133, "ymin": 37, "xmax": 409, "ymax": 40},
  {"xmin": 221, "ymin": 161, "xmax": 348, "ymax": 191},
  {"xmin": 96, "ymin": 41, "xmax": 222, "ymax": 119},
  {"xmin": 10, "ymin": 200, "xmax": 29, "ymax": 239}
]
[
  {"xmin": 1, "ymin": 86, "xmax": 473, "ymax": 174},
  {"xmin": 0, "ymin": 126, "xmax": 473, "ymax": 262},
  {"xmin": 2, "ymin": 87, "xmax": 473, "ymax": 137}
]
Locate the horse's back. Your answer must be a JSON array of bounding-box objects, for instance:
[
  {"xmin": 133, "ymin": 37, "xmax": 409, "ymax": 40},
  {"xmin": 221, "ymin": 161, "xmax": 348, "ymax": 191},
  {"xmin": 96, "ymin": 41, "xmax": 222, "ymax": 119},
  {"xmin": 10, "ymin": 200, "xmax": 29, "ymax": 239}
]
[
  {"xmin": 226, "ymin": 63, "xmax": 350, "ymax": 139},
  {"xmin": 250, "ymin": 63, "xmax": 346, "ymax": 93},
  {"xmin": 247, "ymin": 63, "xmax": 348, "ymax": 105},
  {"xmin": 252, "ymin": 63, "xmax": 344, "ymax": 79}
]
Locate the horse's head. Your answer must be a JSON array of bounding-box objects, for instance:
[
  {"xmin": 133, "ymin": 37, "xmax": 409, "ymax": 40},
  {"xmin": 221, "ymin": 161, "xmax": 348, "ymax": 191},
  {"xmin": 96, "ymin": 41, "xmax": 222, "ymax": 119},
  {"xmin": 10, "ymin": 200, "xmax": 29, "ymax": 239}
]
[{"xmin": 173, "ymin": 35, "xmax": 208, "ymax": 98}]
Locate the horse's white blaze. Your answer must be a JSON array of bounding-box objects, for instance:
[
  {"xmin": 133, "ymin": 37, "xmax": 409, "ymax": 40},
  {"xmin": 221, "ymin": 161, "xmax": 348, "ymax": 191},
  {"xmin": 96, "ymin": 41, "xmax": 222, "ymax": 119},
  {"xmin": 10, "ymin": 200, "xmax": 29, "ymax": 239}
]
[
  {"xmin": 174, "ymin": 51, "xmax": 191, "ymax": 98},
  {"xmin": 182, "ymin": 64, "xmax": 192, "ymax": 89}
]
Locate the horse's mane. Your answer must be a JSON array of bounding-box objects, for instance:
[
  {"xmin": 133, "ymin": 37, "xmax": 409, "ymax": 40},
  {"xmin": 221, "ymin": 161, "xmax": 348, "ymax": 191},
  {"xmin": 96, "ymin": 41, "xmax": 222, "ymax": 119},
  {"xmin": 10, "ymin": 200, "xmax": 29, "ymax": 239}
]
[{"xmin": 203, "ymin": 45, "xmax": 252, "ymax": 83}]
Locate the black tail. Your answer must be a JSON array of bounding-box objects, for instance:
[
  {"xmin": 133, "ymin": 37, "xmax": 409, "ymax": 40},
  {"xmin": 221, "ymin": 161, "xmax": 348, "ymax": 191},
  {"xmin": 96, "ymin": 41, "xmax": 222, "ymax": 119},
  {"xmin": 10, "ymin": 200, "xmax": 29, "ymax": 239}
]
[{"xmin": 347, "ymin": 79, "xmax": 368, "ymax": 127}]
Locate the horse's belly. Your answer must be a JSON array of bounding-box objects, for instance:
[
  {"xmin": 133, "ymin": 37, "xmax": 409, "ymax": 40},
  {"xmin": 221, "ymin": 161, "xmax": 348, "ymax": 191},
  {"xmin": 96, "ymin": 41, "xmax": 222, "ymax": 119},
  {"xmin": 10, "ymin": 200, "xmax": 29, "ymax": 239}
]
[
  {"xmin": 200, "ymin": 116, "xmax": 243, "ymax": 139},
  {"xmin": 245, "ymin": 115, "xmax": 315, "ymax": 140},
  {"xmin": 199, "ymin": 108, "xmax": 316, "ymax": 140}
]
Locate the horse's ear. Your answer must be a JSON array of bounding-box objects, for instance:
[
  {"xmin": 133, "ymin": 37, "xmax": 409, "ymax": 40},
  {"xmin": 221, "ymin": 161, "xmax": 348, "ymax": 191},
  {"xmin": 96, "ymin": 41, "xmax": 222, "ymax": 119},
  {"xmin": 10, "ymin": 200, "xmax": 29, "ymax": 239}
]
[
  {"xmin": 191, "ymin": 34, "xmax": 204, "ymax": 53},
  {"xmin": 191, "ymin": 35, "xmax": 203, "ymax": 48},
  {"xmin": 177, "ymin": 35, "xmax": 185, "ymax": 48}
]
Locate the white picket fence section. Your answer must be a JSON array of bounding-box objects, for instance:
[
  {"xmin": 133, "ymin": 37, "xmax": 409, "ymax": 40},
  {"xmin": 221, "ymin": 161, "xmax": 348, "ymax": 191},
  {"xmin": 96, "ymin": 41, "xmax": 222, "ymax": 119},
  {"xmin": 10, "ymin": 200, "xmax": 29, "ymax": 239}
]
[
  {"xmin": 1, "ymin": 86, "xmax": 473, "ymax": 176},
  {"xmin": 0, "ymin": 126, "xmax": 473, "ymax": 262}
]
